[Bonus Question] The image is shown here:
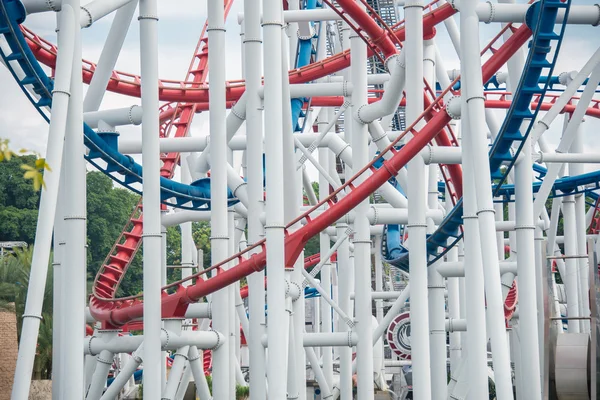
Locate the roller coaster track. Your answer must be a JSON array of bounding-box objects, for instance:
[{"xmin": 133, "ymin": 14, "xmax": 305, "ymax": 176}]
[
  {"xmin": 92, "ymin": 0, "xmax": 235, "ymax": 300},
  {"xmin": 1, "ymin": 0, "xmax": 582, "ymax": 326},
  {"xmin": 382, "ymin": 0, "xmax": 572, "ymax": 271},
  {"xmin": 82, "ymin": 21, "xmax": 533, "ymax": 326}
]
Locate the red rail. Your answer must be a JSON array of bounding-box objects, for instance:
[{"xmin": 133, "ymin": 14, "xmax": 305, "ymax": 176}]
[
  {"xmin": 22, "ymin": 3, "xmax": 457, "ymax": 103},
  {"xmin": 88, "ymin": 22, "xmax": 532, "ymax": 326},
  {"xmin": 92, "ymin": 0, "xmax": 235, "ymax": 301}
]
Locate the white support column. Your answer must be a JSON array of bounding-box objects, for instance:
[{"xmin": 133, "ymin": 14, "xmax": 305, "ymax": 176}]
[
  {"xmin": 350, "ymin": 14, "xmax": 374, "ymax": 399},
  {"xmin": 62, "ymin": 2, "xmax": 86, "ymax": 390},
  {"xmin": 281, "ymin": 25, "xmax": 306, "ymax": 400},
  {"xmin": 11, "ymin": 5, "xmax": 75, "ymax": 398},
  {"xmin": 52, "ymin": 163, "xmax": 65, "ymax": 400},
  {"xmin": 445, "ymin": 189, "xmax": 462, "ymax": 375},
  {"xmin": 514, "ymin": 138, "xmax": 542, "ymax": 400},
  {"xmin": 138, "ymin": 0, "xmax": 162, "ymax": 397},
  {"xmin": 460, "ymin": 101, "xmax": 490, "ymax": 400},
  {"xmin": 262, "ymin": 0, "xmax": 288, "ymax": 397},
  {"xmin": 424, "ymin": 37, "xmax": 446, "ymax": 400},
  {"xmin": 318, "ymin": 113, "xmax": 334, "ymax": 390},
  {"xmin": 243, "ymin": 0, "xmax": 267, "ymax": 397},
  {"xmin": 207, "ymin": 1, "xmax": 232, "ymax": 398},
  {"xmin": 336, "ymin": 222, "xmax": 353, "ymax": 400},
  {"xmin": 570, "ymin": 127, "xmax": 591, "ymax": 333},
  {"xmin": 459, "ymin": 1, "xmax": 514, "ymax": 398},
  {"xmin": 374, "ymin": 235, "xmax": 384, "ymax": 323},
  {"xmin": 405, "ymin": 0, "xmax": 432, "ymax": 398}
]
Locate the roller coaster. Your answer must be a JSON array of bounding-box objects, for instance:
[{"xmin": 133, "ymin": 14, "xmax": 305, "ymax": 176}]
[{"xmin": 2, "ymin": 0, "xmax": 600, "ymax": 398}]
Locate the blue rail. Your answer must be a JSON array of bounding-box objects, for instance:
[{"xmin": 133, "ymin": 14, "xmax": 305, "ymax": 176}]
[
  {"xmin": 382, "ymin": 0, "xmax": 572, "ymax": 271},
  {"xmin": 0, "ymin": 0, "xmax": 324, "ymax": 209}
]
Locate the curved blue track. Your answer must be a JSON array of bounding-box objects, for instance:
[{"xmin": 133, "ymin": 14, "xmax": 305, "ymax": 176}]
[{"xmin": 382, "ymin": 0, "xmax": 574, "ymax": 272}]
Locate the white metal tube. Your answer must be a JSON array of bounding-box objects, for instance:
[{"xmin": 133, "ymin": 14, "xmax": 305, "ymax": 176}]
[
  {"xmin": 419, "ymin": 145, "xmax": 462, "ymax": 164},
  {"xmin": 534, "ymin": 152, "xmax": 600, "ymax": 163},
  {"xmin": 460, "ymin": 1, "xmax": 514, "ymax": 397},
  {"xmin": 514, "ymin": 139, "xmax": 542, "ymax": 399},
  {"xmin": 562, "ymin": 195, "xmax": 580, "ymax": 333},
  {"xmin": 262, "ymin": 0, "xmax": 287, "ymax": 397},
  {"xmin": 358, "ymin": 52, "xmax": 406, "ymax": 123},
  {"xmin": 173, "ymin": 365, "xmax": 192, "ymax": 400},
  {"xmin": 374, "ymin": 235, "xmax": 384, "ymax": 322},
  {"xmin": 86, "ymin": 331, "xmax": 223, "ymax": 355},
  {"xmin": 243, "ymin": 0, "xmax": 266, "ymax": 396},
  {"xmin": 258, "ymin": 82, "xmax": 352, "ymax": 98},
  {"xmin": 85, "ymin": 349, "xmax": 113, "ymax": 400},
  {"xmin": 238, "ymin": 3, "xmax": 600, "ymax": 24},
  {"xmin": 80, "ymin": 0, "xmax": 132, "ymax": 27},
  {"xmin": 207, "ymin": 1, "xmax": 232, "ymax": 398},
  {"xmin": 63, "ymin": 5, "xmax": 86, "ymax": 391},
  {"xmin": 82, "ymin": 0, "xmax": 137, "ymax": 111},
  {"xmin": 137, "ymin": 0, "xmax": 162, "ymax": 397},
  {"xmin": 52, "ymin": 148, "xmax": 66, "ymax": 399},
  {"xmin": 11, "ymin": 6, "xmax": 75, "ymax": 400},
  {"xmin": 188, "ymin": 346, "xmax": 213, "ymax": 400},
  {"xmin": 452, "ymin": 2, "xmax": 600, "ymax": 25},
  {"xmin": 424, "ymin": 36, "xmax": 447, "ymax": 400},
  {"xmin": 437, "ymin": 261, "xmax": 518, "ymax": 277},
  {"xmin": 98, "ymin": 344, "xmax": 143, "ymax": 400},
  {"xmin": 349, "ymin": 12, "xmax": 374, "ymax": 398},
  {"xmin": 445, "ymin": 188, "xmax": 462, "ymax": 375},
  {"xmin": 318, "ymin": 123, "xmax": 334, "ymax": 390},
  {"xmin": 84, "ymin": 105, "xmax": 143, "ymax": 128},
  {"xmin": 405, "ymin": 0, "xmax": 432, "ymax": 397},
  {"xmin": 336, "ymin": 222, "xmax": 353, "ymax": 399},
  {"xmin": 161, "ymin": 346, "xmax": 190, "ymax": 400},
  {"xmin": 306, "ymin": 346, "xmax": 333, "ymax": 399},
  {"xmin": 459, "ymin": 100, "xmax": 490, "ymax": 399},
  {"xmin": 570, "ymin": 125, "xmax": 590, "ymax": 333}
]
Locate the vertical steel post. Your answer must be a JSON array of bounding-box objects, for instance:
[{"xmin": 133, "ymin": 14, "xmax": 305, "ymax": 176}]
[
  {"xmin": 262, "ymin": 0, "xmax": 288, "ymax": 397},
  {"xmin": 459, "ymin": 0, "xmax": 514, "ymax": 397},
  {"xmin": 350, "ymin": 11, "xmax": 374, "ymax": 398},
  {"xmin": 405, "ymin": 0, "xmax": 432, "ymax": 397},
  {"xmin": 138, "ymin": 0, "xmax": 162, "ymax": 397},
  {"xmin": 11, "ymin": 5, "xmax": 76, "ymax": 399},
  {"xmin": 207, "ymin": 0, "xmax": 232, "ymax": 398}
]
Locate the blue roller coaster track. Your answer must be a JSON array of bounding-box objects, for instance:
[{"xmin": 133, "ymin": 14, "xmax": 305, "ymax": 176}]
[{"xmin": 382, "ymin": 0, "xmax": 574, "ymax": 272}]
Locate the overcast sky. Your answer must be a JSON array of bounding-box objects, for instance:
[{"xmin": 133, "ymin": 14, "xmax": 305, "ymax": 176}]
[{"xmin": 0, "ymin": 0, "xmax": 598, "ymax": 180}]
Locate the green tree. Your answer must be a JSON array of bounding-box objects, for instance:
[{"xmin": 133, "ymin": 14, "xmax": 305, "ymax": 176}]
[{"xmin": 86, "ymin": 171, "xmax": 139, "ymax": 278}]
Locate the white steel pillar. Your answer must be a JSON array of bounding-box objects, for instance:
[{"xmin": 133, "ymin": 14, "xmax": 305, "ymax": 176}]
[
  {"xmin": 570, "ymin": 127, "xmax": 590, "ymax": 333},
  {"xmin": 52, "ymin": 163, "xmax": 66, "ymax": 399},
  {"xmin": 11, "ymin": 5, "xmax": 75, "ymax": 398},
  {"xmin": 460, "ymin": 102, "xmax": 490, "ymax": 400},
  {"xmin": 424, "ymin": 37, "xmax": 447, "ymax": 400},
  {"xmin": 242, "ymin": 0, "xmax": 267, "ymax": 397},
  {"xmin": 318, "ymin": 113, "xmax": 334, "ymax": 390},
  {"xmin": 350, "ymin": 16, "xmax": 374, "ymax": 399},
  {"xmin": 262, "ymin": 0, "xmax": 288, "ymax": 397},
  {"xmin": 138, "ymin": 0, "xmax": 162, "ymax": 397},
  {"xmin": 374, "ymin": 235, "xmax": 384, "ymax": 322},
  {"xmin": 62, "ymin": 0, "xmax": 86, "ymax": 393},
  {"xmin": 207, "ymin": 0, "xmax": 232, "ymax": 398},
  {"xmin": 514, "ymin": 137, "xmax": 542, "ymax": 399},
  {"xmin": 405, "ymin": 0, "xmax": 432, "ymax": 398},
  {"xmin": 459, "ymin": 0, "xmax": 514, "ymax": 398}
]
